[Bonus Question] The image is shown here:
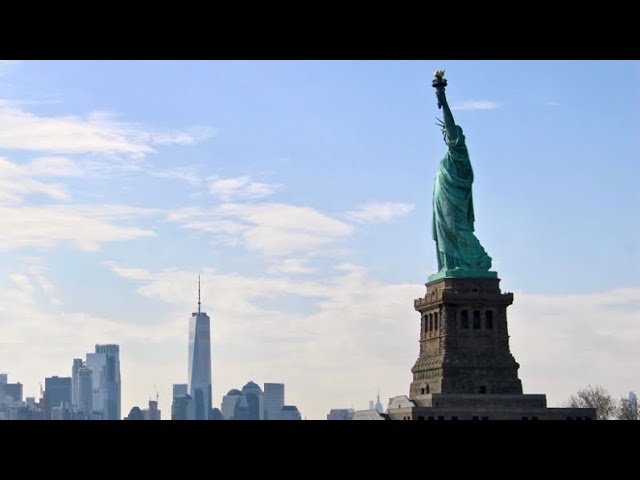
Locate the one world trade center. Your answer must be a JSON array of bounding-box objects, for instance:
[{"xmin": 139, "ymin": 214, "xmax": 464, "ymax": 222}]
[{"xmin": 188, "ymin": 276, "xmax": 212, "ymax": 420}]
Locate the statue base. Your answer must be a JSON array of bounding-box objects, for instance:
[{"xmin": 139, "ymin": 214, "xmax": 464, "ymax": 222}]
[{"xmin": 427, "ymin": 269, "xmax": 498, "ymax": 283}]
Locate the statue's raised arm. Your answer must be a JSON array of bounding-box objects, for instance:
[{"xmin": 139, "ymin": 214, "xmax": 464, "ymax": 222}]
[{"xmin": 432, "ymin": 70, "xmax": 462, "ymax": 146}]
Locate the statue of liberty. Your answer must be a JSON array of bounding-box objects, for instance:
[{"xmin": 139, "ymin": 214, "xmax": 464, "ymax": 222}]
[{"xmin": 429, "ymin": 70, "xmax": 495, "ymax": 280}]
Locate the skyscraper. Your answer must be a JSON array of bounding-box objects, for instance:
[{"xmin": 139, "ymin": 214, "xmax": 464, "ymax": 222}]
[
  {"xmin": 241, "ymin": 381, "xmax": 264, "ymax": 420},
  {"xmin": 188, "ymin": 276, "xmax": 212, "ymax": 420},
  {"xmin": 221, "ymin": 389, "xmax": 243, "ymax": 420},
  {"xmin": 95, "ymin": 344, "xmax": 121, "ymax": 420},
  {"xmin": 264, "ymin": 383, "xmax": 285, "ymax": 420},
  {"xmin": 143, "ymin": 400, "xmax": 161, "ymax": 420},
  {"xmin": 0, "ymin": 374, "xmax": 22, "ymax": 405},
  {"xmin": 78, "ymin": 366, "xmax": 93, "ymax": 419},
  {"xmin": 374, "ymin": 391, "xmax": 384, "ymax": 414},
  {"xmin": 86, "ymin": 351, "xmax": 107, "ymax": 419},
  {"xmin": 173, "ymin": 383, "xmax": 188, "ymax": 399},
  {"xmin": 171, "ymin": 394, "xmax": 195, "ymax": 420},
  {"xmin": 71, "ymin": 358, "xmax": 83, "ymax": 408},
  {"xmin": 327, "ymin": 408, "xmax": 355, "ymax": 420},
  {"xmin": 44, "ymin": 376, "xmax": 71, "ymax": 420},
  {"xmin": 279, "ymin": 405, "xmax": 302, "ymax": 420}
]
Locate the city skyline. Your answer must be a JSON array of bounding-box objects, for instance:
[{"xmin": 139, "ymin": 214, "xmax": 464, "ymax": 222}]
[{"xmin": 0, "ymin": 60, "xmax": 637, "ymax": 419}]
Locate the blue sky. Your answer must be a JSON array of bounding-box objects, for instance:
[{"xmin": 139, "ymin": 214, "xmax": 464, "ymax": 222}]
[{"xmin": 0, "ymin": 60, "xmax": 638, "ymax": 419}]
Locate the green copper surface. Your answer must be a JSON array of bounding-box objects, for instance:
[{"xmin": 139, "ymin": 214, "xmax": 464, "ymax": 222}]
[{"xmin": 431, "ymin": 72, "xmax": 495, "ymax": 279}]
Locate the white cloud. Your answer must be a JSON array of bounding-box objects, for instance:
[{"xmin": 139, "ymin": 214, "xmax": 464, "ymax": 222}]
[
  {"xmin": 0, "ymin": 157, "xmax": 71, "ymax": 204},
  {"xmin": 0, "ymin": 204, "xmax": 156, "ymax": 251},
  {"xmin": 0, "ymin": 101, "xmax": 214, "ymax": 157},
  {"xmin": 345, "ymin": 202, "xmax": 415, "ymax": 224},
  {"xmin": 208, "ymin": 175, "xmax": 280, "ymax": 201},
  {"xmin": 152, "ymin": 126, "xmax": 216, "ymax": 146},
  {"xmin": 101, "ymin": 261, "xmax": 155, "ymax": 281},
  {"xmin": 168, "ymin": 202, "xmax": 353, "ymax": 257},
  {"xmin": 545, "ymin": 100, "xmax": 561, "ymax": 107},
  {"xmin": 28, "ymin": 156, "xmax": 83, "ymax": 177},
  {"xmin": 267, "ymin": 258, "xmax": 318, "ymax": 274},
  {"xmin": 151, "ymin": 166, "xmax": 202, "ymax": 185},
  {"xmin": 451, "ymin": 100, "xmax": 500, "ymax": 111}
]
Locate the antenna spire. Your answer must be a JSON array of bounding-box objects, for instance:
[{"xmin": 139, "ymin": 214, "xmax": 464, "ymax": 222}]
[{"xmin": 198, "ymin": 275, "xmax": 201, "ymax": 314}]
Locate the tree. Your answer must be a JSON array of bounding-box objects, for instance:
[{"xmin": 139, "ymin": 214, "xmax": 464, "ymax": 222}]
[
  {"xmin": 617, "ymin": 397, "xmax": 639, "ymax": 420},
  {"xmin": 566, "ymin": 385, "xmax": 617, "ymax": 420}
]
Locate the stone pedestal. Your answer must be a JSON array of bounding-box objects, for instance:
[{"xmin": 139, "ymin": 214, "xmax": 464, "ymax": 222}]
[{"xmin": 410, "ymin": 276, "xmax": 522, "ymax": 398}]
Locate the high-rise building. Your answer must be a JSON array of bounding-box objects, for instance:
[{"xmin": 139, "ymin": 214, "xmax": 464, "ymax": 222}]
[
  {"xmin": 95, "ymin": 344, "xmax": 121, "ymax": 420},
  {"xmin": 188, "ymin": 277, "xmax": 212, "ymax": 420},
  {"xmin": 144, "ymin": 400, "xmax": 161, "ymax": 420},
  {"xmin": 221, "ymin": 389, "xmax": 243, "ymax": 420},
  {"xmin": 374, "ymin": 391, "xmax": 384, "ymax": 414},
  {"xmin": 125, "ymin": 406, "xmax": 145, "ymax": 420},
  {"xmin": 279, "ymin": 405, "xmax": 302, "ymax": 420},
  {"xmin": 78, "ymin": 366, "xmax": 93, "ymax": 418},
  {"xmin": 173, "ymin": 384, "xmax": 188, "ymax": 399},
  {"xmin": 86, "ymin": 351, "xmax": 107, "ymax": 419},
  {"xmin": 264, "ymin": 383, "xmax": 285, "ymax": 420},
  {"xmin": 0, "ymin": 375, "xmax": 23, "ymax": 406},
  {"xmin": 44, "ymin": 376, "xmax": 71, "ymax": 420},
  {"xmin": 172, "ymin": 394, "xmax": 195, "ymax": 420},
  {"xmin": 1, "ymin": 383, "xmax": 23, "ymax": 404},
  {"xmin": 242, "ymin": 381, "xmax": 264, "ymax": 420},
  {"xmin": 51, "ymin": 404, "xmax": 72, "ymax": 420},
  {"xmin": 71, "ymin": 358, "xmax": 83, "ymax": 408},
  {"xmin": 327, "ymin": 408, "xmax": 355, "ymax": 420}
]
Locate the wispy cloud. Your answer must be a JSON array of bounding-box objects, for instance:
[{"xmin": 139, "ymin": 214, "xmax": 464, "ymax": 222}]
[
  {"xmin": 545, "ymin": 100, "xmax": 561, "ymax": 107},
  {"xmin": 149, "ymin": 126, "xmax": 216, "ymax": 146},
  {"xmin": 267, "ymin": 258, "xmax": 318, "ymax": 274},
  {"xmin": 151, "ymin": 166, "xmax": 202, "ymax": 185},
  {"xmin": 208, "ymin": 175, "xmax": 280, "ymax": 201},
  {"xmin": 28, "ymin": 156, "xmax": 83, "ymax": 177},
  {"xmin": 346, "ymin": 202, "xmax": 415, "ymax": 224},
  {"xmin": 0, "ymin": 101, "xmax": 215, "ymax": 157},
  {"xmin": 167, "ymin": 202, "xmax": 353, "ymax": 257},
  {"xmin": 451, "ymin": 100, "xmax": 500, "ymax": 111},
  {"xmin": 0, "ymin": 204, "xmax": 156, "ymax": 251},
  {"xmin": 0, "ymin": 157, "xmax": 73, "ymax": 204}
]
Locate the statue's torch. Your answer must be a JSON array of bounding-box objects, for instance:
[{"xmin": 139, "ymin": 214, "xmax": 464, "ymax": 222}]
[{"xmin": 432, "ymin": 69, "xmax": 447, "ymax": 109}]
